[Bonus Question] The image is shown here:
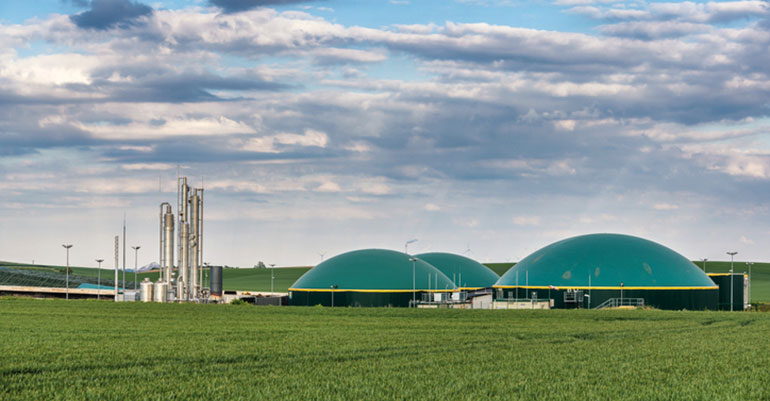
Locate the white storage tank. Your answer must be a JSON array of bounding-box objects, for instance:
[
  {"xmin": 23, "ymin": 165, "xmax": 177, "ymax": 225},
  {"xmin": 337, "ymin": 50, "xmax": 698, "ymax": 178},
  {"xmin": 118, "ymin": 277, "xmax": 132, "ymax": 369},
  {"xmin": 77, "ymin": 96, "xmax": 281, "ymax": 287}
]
[
  {"xmin": 154, "ymin": 281, "xmax": 168, "ymax": 303},
  {"xmin": 140, "ymin": 278, "xmax": 154, "ymax": 302}
]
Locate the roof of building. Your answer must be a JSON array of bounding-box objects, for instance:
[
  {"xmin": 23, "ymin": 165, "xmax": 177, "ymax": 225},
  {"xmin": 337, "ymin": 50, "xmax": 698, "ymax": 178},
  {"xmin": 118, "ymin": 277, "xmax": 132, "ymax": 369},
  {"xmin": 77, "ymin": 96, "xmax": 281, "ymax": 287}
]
[
  {"xmin": 415, "ymin": 252, "xmax": 499, "ymax": 290},
  {"xmin": 290, "ymin": 249, "xmax": 457, "ymax": 292},
  {"xmin": 494, "ymin": 233, "xmax": 717, "ymax": 289}
]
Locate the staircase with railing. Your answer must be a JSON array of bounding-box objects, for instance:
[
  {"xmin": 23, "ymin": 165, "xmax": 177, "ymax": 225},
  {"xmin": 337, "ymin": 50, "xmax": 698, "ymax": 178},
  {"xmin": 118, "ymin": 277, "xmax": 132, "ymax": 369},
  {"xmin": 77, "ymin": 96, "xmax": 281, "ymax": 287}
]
[{"xmin": 594, "ymin": 297, "xmax": 645, "ymax": 309}]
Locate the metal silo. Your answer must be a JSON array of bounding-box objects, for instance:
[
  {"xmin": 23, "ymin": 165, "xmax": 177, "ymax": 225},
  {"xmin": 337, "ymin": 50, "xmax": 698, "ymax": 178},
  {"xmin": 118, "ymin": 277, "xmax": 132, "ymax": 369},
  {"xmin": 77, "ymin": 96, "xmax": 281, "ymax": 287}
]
[
  {"xmin": 140, "ymin": 278, "xmax": 154, "ymax": 302},
  {"xmin": 210, "ymin": 266, "xmax": 223, "ymax": 297}
]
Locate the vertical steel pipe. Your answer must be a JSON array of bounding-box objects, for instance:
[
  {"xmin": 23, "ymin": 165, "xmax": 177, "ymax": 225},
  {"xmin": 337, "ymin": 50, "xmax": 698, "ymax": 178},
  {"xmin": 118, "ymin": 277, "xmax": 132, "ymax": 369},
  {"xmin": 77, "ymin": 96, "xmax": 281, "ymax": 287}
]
[
  {"xmin": 190, "ymin": 192, "xmax": 200, "ymax": 300},
  {"xmin": 178, "ymin": 222, "xmax": 189, "ymax": 301},
  {"xmin": 164, "ymin": 206, "xmax": 174, "ymax": 290}
]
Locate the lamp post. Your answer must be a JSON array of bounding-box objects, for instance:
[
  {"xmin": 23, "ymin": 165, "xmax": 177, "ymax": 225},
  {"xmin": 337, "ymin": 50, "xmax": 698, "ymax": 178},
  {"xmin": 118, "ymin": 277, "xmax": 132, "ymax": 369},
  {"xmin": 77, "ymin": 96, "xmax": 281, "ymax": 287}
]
[
  {"xmin": 746, "ymin": 261, "xmax": 753, "ymax": 307},
  {"xmin": 203, "ymin": 262, "xmax": 210, "ymax": 291},
  {"xmin": 62, "ymin": 244, "xmax": 73, "ymax": 300},
  {"xmin": 330, "ymin": 284, "xmax": 338, "ymax": 307},
  {"xmin": 95, "ymin": 259, "xmax": 104, "ymax": 300},
  {"xmin": 620, "ymin": 282, "xmax": 624, "ymax": 306},
  {"xmin": 269, "ymin": 264, "xmax": 275, "ymax": 294},
  {"xmin": 131, "ymin": 246, "xmax": 141, "ymax": 290},
  {"xmin": 727, "ymin": 251, "xmax": 737, "ymax": 311},
  {"xmin": 701, "ymin": 258, "xmax": 708, "ymax": 273},
  {"xmin": 409, "ymin": 257, "xmax": 417, "ymax": 307}
]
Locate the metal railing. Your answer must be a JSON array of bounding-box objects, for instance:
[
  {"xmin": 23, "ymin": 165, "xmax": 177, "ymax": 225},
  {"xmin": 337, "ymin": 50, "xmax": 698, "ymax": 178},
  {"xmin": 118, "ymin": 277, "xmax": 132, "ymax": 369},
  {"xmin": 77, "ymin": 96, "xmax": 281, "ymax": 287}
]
[{"xmin": 594, "ymin": 297, "xmax": 645, "ymax": 309}]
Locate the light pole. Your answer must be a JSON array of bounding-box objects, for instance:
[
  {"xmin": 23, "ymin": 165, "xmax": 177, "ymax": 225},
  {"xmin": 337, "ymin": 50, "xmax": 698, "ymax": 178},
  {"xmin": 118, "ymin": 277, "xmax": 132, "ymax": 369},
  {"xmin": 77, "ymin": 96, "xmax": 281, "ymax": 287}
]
[
  {"xmin": 330, "ymin": 284, "xmax": 338, "ymax": 307},
  {"xmin": 203, "ymin": 262, "xmax": 210, "ymax": 290},
  {"xmin": 269, "ymin": 264, "xmax": 275, "ymax": 294},
  {"xmin": 409, "ymin": 257, "xmax": 417, "ymax": 307},
  {"xmin": 131, "ymin": 246, "xmax": 141, "ymax": 290},
  {"xmin": 727, "ymin": 251, "xmax": 737, "ymax": 311},
  {"xmin": 701, "ymin": 258, "xmax": 708, "ymax": 273},
  {"xmin": 62, "ymin": 244, "xmax": 73, "ymax": 300},
  {"xmin": 95, "ymin": 259, "xmax": 104, "ymax": 300},
  {"xmin": 746, "ymin": 261, "xmax": 753, "ymax": 307},
  {"xmin": 620, "ymin": 281, "xmax": 624, "ymax": 306}
]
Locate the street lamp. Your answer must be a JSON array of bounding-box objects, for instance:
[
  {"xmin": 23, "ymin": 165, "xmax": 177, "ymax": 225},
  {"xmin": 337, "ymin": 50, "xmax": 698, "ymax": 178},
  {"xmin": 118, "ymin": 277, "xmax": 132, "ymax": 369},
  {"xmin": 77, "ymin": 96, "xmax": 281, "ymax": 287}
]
[
  {"xmin": 131, "ymin": 246, "xmax": 141, "ymax": 290},
  {"xmin": 409, "ymin": 257, "xmax": 418, "ymax": 307},
  {"xmin": 62, "ymin": 244, "xmax": 73, "ymax": 300},
  {"xmin": 203, "ymin": 262, "xmax": 210, "ymax": 290},
  {"xmin": 727, "ymin": 251, "xmax": 737, "ymax": 311},
  {"xmin": 269, "ymin": 264, "xmax": 275, "ymax": 294},
  {"xmin": 701, "ymin": 258, "xmax": 708, "ymax": 273},
  {"xmin": 330, "ymin": 284, "xmax": 338, "ymax": 307},
  {"xmin": 95, "ymin": 259, "xmax": 104, "ymax": 300}
]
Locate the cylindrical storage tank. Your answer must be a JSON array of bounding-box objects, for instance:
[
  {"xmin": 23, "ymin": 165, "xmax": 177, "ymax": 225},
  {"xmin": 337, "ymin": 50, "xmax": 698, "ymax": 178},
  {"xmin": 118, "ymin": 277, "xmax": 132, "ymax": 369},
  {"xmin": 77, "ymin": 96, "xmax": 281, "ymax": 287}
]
[
  {"xmin": 210, "ymin": 266, "xmax": 223, "ymax": 296},
  {"xmin": 140, "ymin": 278, "xmax": 154, "ymax": 302},
  {"xmin": 154, "ymin": 281, "xmax": 168, "ymax": 303}
]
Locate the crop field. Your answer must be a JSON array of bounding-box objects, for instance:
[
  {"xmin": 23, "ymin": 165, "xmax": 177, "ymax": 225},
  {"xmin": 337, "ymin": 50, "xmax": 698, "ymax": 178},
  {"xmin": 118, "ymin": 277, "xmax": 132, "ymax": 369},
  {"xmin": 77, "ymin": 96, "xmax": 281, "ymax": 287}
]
[{"xmin": 1, "ymin": 299, "xmax": 769, "ymax": 400}]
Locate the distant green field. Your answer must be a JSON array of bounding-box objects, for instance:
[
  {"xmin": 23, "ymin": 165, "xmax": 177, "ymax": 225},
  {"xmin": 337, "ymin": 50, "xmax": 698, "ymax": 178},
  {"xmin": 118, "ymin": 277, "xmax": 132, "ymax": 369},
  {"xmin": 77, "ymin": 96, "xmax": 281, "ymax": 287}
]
[
  {"xmin": 1, "ymin": 299, "xmax": 769, "ymax": 400},
  {"xmin": 221, "ymin": 267, "xmax": 310, "ymax": 292}
]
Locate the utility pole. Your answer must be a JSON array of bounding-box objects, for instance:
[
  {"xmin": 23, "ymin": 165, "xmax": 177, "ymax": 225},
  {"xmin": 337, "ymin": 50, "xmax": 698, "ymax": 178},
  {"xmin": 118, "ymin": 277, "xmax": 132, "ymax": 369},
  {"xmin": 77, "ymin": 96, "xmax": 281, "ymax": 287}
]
[
  {"xmin": 95, "ymin": 259, "xmax": 104, "ymax": 300},
  {"xmin": 132, "ymin": 246, "xmax": 141, "ymax": 290},
  {"xmin": 727, "ymin": 251, "xmax": 738, "ymax": 311},
  {"xmin": 114, "ymin": 235, "xmax": 119, "ymax": 302},
  {"xmin": 62, "ymin": 244, "xmax": 73, "ymax": 300}
]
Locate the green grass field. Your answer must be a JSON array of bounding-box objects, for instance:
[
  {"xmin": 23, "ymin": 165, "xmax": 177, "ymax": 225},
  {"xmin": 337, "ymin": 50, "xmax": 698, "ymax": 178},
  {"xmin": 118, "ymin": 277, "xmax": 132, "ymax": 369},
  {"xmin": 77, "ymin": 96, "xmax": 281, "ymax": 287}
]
[{"xmin": 1, "ymin": 298, "xmax": 769, "ymax": 400}]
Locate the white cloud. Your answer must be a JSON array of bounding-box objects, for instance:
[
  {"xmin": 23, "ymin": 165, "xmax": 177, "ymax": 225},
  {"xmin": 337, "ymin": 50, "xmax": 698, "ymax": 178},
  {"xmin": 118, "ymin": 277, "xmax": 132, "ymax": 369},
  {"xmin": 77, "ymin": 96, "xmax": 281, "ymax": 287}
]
[
  {"xmin": 315, "ymin": 181, "xmax": 342, "ymax": 192},
  {"xmin": 653, "ymin": 203, "xmax": 679, "ymax": 210},
  {"xmin": 513, "ymin": 216, "xmax": 541, "ymax": 226},
  {"xmin": 359, "ymin": 179, "xmax": 392, "ymax": 195},
  {"xmin": 740, "ymin": 235, "xmax": 755, "ymax": 245},
  {"xmin": 121, "ymin": 163, "xmax": 175, "ymax": 171}
]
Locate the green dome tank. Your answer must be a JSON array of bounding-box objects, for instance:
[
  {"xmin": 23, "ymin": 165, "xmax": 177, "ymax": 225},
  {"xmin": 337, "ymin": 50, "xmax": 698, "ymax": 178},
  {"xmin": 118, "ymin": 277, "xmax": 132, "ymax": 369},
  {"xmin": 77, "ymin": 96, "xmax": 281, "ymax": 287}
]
[
  {"xmin": 494, "ymin": 233, "xmax": 718, "ymax": 310},
  {"xmin": 289, "ymin": 249, "xmax": 456, "ymax": 307},
  {"xmin": 415, "ymin": 252, "xmax": 499, "ymax": 290}
]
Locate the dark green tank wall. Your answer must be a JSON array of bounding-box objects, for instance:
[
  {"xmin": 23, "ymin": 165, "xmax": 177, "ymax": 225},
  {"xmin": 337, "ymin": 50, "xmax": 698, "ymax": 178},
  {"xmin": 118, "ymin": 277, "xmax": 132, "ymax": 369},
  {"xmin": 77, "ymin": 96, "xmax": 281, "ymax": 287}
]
[
  {"xmin": 497, "ymin": 287, "xmax": 718, "ymax": 310},
  {"xmin": 289, "ymin": 290, "xmax": 428, "ymax": 307},
  {"xmin": 707, "ymin": 274, "xmax": 746, "ymax": 310}
]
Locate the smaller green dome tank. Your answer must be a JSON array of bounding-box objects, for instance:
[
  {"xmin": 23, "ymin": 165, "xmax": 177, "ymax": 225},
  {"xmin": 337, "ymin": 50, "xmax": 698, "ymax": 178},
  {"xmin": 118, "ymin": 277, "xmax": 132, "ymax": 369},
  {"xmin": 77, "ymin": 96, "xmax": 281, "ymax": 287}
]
[
  {"xmin": 415, "ymin": 252, "xmax": 499, "ymax": 290},
  {"xmin": 290, "ymin": 249, "xmax": 457, "ymax": 292}
]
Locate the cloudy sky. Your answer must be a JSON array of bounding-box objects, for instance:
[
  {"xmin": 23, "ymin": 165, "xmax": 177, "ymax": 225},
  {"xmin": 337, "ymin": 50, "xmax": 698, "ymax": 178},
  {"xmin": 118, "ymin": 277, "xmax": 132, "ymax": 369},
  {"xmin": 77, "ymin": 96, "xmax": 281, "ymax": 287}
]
[{"xmin": 1, "ymin": 0, "xmax": 769, "ymax": 268}]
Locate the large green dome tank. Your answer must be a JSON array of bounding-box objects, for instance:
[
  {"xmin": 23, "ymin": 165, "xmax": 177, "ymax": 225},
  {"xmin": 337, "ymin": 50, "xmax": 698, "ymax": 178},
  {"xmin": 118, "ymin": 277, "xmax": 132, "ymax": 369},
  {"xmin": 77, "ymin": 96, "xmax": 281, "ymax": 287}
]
[
  {"xmin": 415, "ymin": 252, "xmax": 499, "ymax": 290},
  {"xmin": 494, "ymin": 234, "xmax": 718, "ymax": 310},
  {"xmin": 289, "ymin": 249, "xmax": 456, "ymax": 307}
]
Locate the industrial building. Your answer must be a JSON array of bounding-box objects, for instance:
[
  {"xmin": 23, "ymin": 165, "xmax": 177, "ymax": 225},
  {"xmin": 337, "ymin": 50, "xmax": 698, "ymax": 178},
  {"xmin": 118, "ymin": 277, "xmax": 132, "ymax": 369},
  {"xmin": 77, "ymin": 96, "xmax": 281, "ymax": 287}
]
[
  {"xmin": 493, "ymin": 233, "xmax": 719, "ymax": 310},
  {"xmin": 414, "ymin": 252, "xmax": 499, "ymax": 290},
  {"xmin": 289, "ymin": 249, "xmax": 457, "ymax": 307},
  {"xmin": 707, "ymin": 273, "xmax": 748, "ymax": 311}
]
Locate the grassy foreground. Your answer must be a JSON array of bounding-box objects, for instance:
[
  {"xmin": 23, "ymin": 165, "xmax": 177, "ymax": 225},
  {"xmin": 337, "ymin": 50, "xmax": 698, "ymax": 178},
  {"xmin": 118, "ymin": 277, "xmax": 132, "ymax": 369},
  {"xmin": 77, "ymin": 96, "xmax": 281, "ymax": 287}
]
[{"xmin": 1, "ymin": 299, "xmax": 769, "ymax": 400}]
